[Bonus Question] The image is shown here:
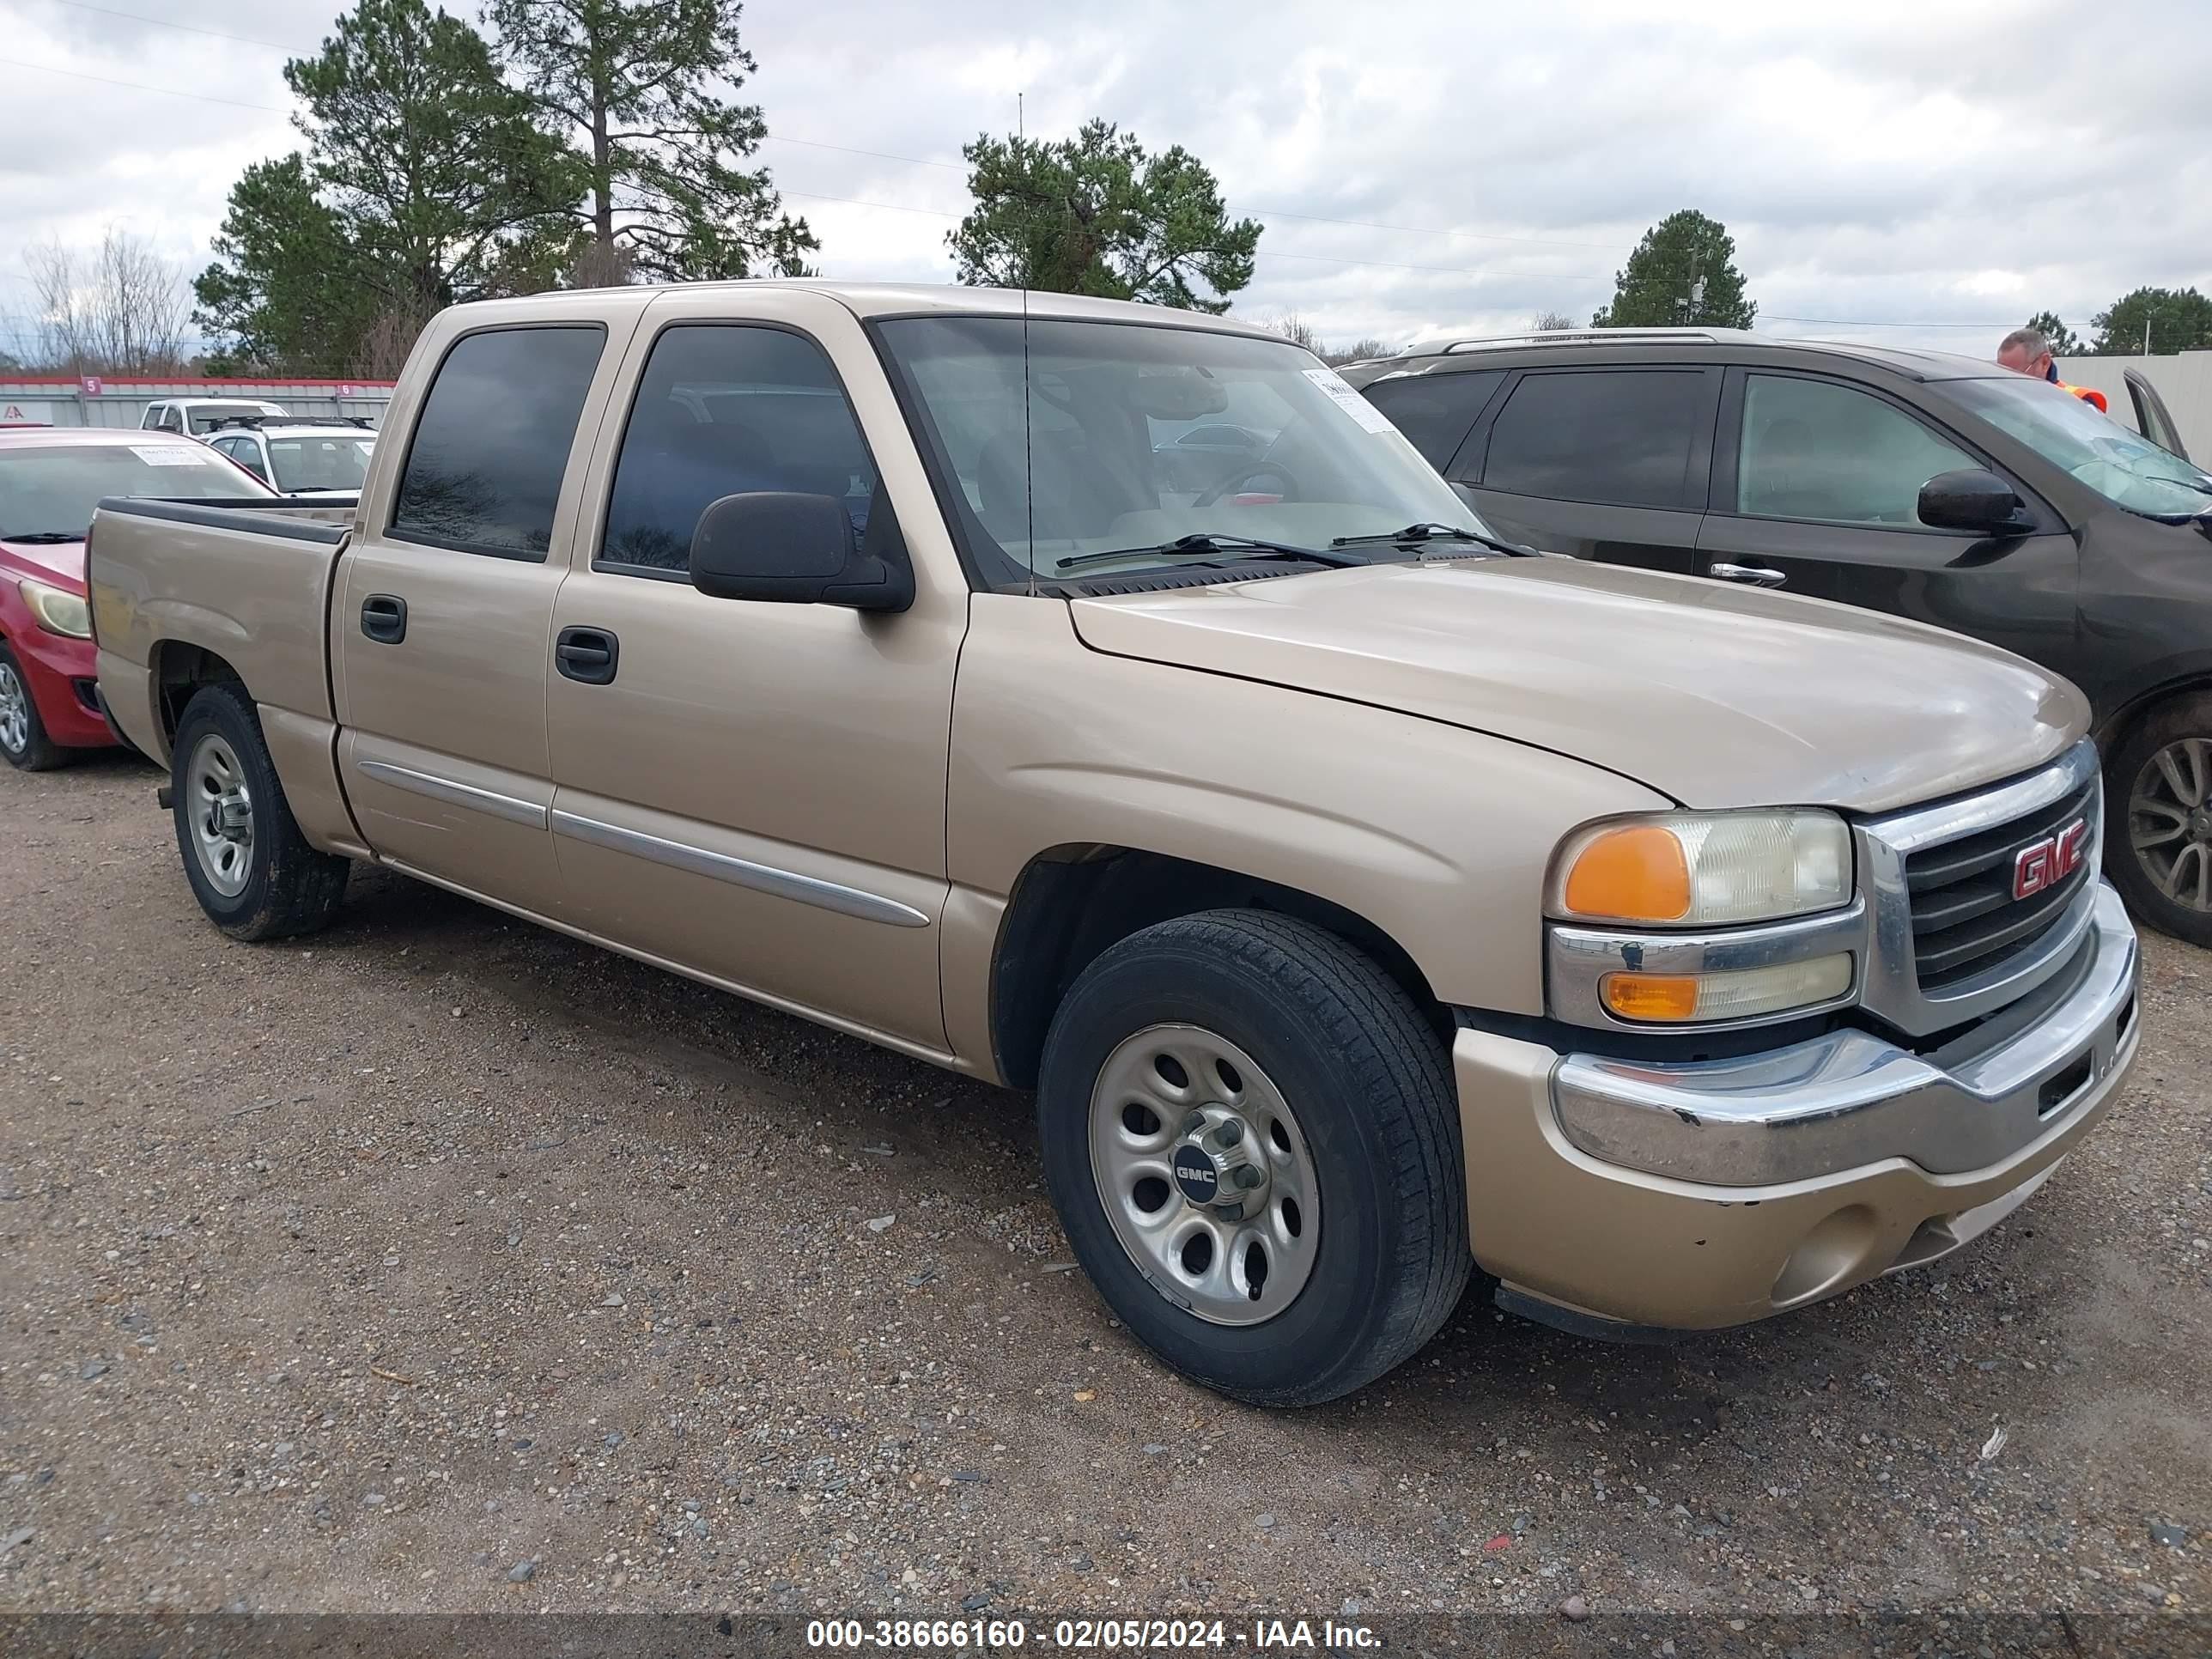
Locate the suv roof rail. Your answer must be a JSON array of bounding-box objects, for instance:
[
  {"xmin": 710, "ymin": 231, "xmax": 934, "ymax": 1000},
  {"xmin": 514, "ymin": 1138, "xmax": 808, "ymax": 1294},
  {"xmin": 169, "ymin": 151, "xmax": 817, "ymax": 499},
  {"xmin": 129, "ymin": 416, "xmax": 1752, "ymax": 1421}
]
[
  {"xmin": 1431, "ymin": 327, "xmax": 1731, "ymax": 354},
  {"xmin": 207, "ymin": 415, "xmax": 272, "ymax": 430}
]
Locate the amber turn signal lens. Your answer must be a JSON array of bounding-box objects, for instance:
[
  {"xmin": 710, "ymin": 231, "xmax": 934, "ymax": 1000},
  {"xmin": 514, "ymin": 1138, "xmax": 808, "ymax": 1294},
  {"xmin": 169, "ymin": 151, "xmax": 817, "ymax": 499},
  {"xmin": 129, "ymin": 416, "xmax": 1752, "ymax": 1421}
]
[
  {"xmin": 1599, "ymin": 973, "xmax": 1701, "ymax": 1021},
  {"xmin": 1560, "ymin": 824, "xmax": 1692, "ymax": 924}
]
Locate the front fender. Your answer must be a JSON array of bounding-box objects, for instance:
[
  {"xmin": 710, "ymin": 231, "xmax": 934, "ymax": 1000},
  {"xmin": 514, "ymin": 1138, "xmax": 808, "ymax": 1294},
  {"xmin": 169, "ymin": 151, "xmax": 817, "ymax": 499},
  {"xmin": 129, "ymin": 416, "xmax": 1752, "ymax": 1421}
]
[{"xmin": 942, "ymin": 595, "xmax": 1668, "ymax": 1036}]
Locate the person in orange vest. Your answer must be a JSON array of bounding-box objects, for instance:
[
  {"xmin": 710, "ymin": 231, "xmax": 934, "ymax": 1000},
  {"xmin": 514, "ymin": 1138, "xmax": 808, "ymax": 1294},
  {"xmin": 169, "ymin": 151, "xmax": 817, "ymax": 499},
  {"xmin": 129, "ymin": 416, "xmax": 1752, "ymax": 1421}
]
[{"xmin": 1996, "ymin": 327, "xmax": 2108, "ymax": 411}]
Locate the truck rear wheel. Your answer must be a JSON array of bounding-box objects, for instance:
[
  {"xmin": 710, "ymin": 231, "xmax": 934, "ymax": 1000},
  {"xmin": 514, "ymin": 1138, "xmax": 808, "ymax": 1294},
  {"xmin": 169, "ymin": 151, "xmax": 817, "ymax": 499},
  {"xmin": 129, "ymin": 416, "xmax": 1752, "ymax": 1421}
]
[
  {"xmin": 1037, "ymin": 909, "xmax": 1470, "ymax": 1406},
  {"xmin": 171, "ymin": 684, "xmax": 349, "ymax": 941},
  {"xmin": 2108, "ymin": 691, "xmax": 2212, "ymax": 949}
]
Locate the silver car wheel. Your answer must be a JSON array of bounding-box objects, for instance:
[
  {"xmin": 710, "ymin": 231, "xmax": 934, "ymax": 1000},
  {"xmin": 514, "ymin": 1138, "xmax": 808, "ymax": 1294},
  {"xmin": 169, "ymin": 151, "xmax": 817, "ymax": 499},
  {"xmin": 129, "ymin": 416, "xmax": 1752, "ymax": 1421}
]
[
  {"xmin": 187, "ymin": 732, "xmax": 255, "ymax": 898},
  {"xmin": 0, "ymin": 659, "xmax": 29, "ymax": 757},
  {"xmin": 1088, "ymin": 1022, "xmax": 1321, "ymax": 1327},
  {"xmin": 2130, "ymin": 737, "xmax": 2212, "ymax": 913}
]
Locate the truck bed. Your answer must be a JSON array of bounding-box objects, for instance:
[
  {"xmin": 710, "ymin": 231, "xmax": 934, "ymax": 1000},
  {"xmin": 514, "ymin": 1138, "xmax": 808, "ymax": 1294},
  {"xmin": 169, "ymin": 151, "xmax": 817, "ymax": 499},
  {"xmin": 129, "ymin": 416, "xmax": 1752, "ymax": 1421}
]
[{"xmin": 87, "ymin": 494, "xmax": 355, "ymax": 785}]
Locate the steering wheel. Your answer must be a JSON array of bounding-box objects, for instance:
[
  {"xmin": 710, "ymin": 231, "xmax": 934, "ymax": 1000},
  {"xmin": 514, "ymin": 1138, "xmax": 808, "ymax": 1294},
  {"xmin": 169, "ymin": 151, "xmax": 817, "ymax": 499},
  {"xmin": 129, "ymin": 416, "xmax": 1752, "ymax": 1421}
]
[{"xmin": 1193, "ymin": 463, "xmax": 1304, "ymax": 507}]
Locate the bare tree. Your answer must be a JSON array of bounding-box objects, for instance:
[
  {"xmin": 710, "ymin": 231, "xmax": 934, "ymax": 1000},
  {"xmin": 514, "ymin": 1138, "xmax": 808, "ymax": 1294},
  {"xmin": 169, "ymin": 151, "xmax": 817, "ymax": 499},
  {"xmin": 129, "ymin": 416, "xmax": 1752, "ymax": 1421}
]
[
  {"xmin": 24, "ymin": 228, "xmax": 192, "ymax": 375},
  {"xmin": 350, "ymin": 305, "xmax": 432, "ymax": 380},
  {"xmin": 1322, "ymin": 337, "xmax": 1391, "ymax": 366},
  {"xmin": 1268, "ymin": 312, "xmax": 1325, "ymax": 354},
  {"xmin": 1531, "ymin": 310, "xmax": 1576, "ymax": 331}
]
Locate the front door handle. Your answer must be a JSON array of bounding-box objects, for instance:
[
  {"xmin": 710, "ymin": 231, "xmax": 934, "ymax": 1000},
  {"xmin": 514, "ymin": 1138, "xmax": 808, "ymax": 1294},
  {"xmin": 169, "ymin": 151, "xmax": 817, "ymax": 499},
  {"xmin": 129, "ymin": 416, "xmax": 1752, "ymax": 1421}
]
[
  {"xmin": 556, "ymin": 626, "xmax": 619, "ymax": 685},
  {"xmin": 360, "ymin": 593, "xmax": 408, "ymax": 643},
  {"xmin": 1708, "ymin": 561, "xmax": 1788, "ymax": 588}
]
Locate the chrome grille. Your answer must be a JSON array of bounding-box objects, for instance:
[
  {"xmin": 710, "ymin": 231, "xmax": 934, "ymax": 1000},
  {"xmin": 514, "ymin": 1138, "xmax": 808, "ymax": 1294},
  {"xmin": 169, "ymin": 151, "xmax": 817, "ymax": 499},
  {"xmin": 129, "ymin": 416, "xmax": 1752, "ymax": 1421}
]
[
  {"xmin": 1856, "ymin": 741, "xmax": 2105, "ymax": 1041},
  {"xmin": 1907, "ymin": 776, "xmax": 2098, "ymax": 991}
]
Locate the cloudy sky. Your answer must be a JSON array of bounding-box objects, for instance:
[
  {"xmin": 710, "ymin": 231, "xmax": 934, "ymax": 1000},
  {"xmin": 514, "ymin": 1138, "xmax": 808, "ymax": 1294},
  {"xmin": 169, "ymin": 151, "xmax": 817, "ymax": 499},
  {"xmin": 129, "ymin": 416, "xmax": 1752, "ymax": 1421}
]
[{"xmin": 3, "ymin": 0, "xmax": 2206, "ymax": 362}]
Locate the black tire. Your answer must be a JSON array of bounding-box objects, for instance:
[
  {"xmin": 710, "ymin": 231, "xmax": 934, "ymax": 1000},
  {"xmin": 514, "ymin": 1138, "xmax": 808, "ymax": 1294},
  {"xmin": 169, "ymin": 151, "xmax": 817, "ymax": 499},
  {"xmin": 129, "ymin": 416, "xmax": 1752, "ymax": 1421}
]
[
  {"xmin": 1037, "ymin": 909, "xmax": 1471, "ymax": 1407},
  {"xmin": 2106, "ymin": 692, "xmax": 2212, "ymax": 949},
  {"xmin": 170, "ymin": 684, "xmax": 349, "ymax": 941},
  {"xmin": 0, "ymin": 642, "xmax": 69, "ymax": 772}
]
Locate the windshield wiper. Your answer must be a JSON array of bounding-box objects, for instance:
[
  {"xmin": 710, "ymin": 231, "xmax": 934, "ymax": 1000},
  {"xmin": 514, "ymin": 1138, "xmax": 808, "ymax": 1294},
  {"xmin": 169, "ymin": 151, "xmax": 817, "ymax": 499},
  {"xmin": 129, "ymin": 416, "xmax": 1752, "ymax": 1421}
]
[
  {"xmin": 1, "ymin": 531, "xmax": 85, "ymax": 544},
  {"xmin": 1330, "ymin": 522, "xmax": 1538, "ymax": 557},
  {"xmin": 1054, "ymin": 533, "xmax": 1368, "ymax": 574}
]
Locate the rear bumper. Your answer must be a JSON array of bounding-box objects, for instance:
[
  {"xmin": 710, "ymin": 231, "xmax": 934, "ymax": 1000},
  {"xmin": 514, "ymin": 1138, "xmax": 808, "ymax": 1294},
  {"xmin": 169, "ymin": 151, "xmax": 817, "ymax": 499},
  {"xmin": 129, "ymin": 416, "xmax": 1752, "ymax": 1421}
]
[
  {"xmin": 9, "ymin": 623, "xmax": 111, "ymax": 749},
  {"xmin": 1453, "ymin": 882, "xmax": 2139, "ymax": 1333}
]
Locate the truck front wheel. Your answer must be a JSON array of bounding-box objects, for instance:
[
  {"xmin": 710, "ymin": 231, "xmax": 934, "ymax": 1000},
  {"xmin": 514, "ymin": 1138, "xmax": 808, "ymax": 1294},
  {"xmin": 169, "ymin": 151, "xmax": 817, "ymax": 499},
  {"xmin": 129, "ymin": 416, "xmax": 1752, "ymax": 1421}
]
[
  {"xmin": 171, "ymin": 684, "xmax": 349, "ymax": 941},
  {"xmin": 1037, "ymin": 909, "xmax": 1471, "ymax": 1406}
]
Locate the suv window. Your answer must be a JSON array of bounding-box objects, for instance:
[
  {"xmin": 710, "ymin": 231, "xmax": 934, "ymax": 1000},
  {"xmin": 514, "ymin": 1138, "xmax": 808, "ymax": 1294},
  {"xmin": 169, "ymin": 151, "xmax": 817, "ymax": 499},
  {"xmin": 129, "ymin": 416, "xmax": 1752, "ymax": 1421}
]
[
  {"xmin": 1736, "ymin": 374, "xmax": 1975, "ymax": 526},
  {"xmin": 1359, "ymin": 369, "xmax": 1503, "ymax": 470},
  {"xmin": 600, "ymin": 324, "xmax": 876, "ymax": 574},
  {"xmin": 1483, "ymin": 369, "xmax": 1705, "ymax": 507},
  {"xmin": 148, "ymin": 405, "xmax": 184, "ymax": 434},
  {"xmin": 390, "ymin": 325, "xmax": 605, "ymax": 560}
]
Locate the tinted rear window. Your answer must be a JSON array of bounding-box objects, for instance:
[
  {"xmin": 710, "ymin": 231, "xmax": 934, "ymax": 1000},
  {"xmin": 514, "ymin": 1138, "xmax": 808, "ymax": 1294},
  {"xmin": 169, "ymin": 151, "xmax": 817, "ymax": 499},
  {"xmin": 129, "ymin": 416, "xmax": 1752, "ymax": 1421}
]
[
  {"xmin": 1358, "ymin": 369, "xmax": 1502, "ymax": 470},
  {"xmin": 390, "ymin": 325, "xmax": 605, "ymax": 559},
  {"xmin": 1482, "ymin": 369, "xmax": 1705, "ymax": 508}
]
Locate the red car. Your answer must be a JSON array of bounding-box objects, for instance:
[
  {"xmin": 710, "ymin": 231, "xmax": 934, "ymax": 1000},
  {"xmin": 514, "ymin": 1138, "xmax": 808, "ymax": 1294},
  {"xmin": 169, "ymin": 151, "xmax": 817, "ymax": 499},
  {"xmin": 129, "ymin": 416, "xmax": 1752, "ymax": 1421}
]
[{"xmin": 0, "ymin": 427, "xmax": 272, "ymax": 769}]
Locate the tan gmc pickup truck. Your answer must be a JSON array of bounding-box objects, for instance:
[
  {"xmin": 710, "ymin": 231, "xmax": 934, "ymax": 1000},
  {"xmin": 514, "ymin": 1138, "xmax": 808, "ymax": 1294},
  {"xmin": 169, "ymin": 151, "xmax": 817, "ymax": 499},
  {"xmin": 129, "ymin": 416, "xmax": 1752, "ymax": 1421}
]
[{"xmin": 87, "ymin": 283, "xmax": 2141, "ymax": 1405}]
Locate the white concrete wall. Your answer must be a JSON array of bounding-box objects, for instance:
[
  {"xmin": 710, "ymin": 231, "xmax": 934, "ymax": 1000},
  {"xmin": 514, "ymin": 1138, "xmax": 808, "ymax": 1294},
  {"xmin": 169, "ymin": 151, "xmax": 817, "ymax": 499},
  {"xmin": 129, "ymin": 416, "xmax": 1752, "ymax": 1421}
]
[{"xmin": 2054, "ymin": 349, "xmax": 2212, "ymax": 459}]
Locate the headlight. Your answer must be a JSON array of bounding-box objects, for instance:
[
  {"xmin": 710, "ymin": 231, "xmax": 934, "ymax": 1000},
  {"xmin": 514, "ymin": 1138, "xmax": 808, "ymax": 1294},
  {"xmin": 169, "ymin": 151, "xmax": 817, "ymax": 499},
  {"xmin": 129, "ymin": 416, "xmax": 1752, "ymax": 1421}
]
[
  {"xmin": 1548, "ymin": 810, "xmax": 1852, "ymax": 927},
  {"xmin": 18, "ymin": 578, "xmax": 92, "ymax": 640}
]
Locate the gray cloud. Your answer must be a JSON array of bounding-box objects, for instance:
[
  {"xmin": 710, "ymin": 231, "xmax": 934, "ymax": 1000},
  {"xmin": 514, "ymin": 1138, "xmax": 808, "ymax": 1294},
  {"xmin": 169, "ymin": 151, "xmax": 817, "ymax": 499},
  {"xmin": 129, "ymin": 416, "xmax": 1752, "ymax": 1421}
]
[{"xmin": 3, "ymin": 0, "xmax": 2205, "ymax": 362}]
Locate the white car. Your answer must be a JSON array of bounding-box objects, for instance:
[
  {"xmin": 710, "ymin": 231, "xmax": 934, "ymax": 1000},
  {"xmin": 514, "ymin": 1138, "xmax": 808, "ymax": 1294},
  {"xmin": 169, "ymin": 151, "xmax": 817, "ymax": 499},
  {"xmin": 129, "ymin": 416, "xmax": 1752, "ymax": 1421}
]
[
  {"xmin": 204, "ymin": 421, "xmax": 375, "ymax": 498},
  {"xmin": 139, "ymin": 398, "xmax": 289, "ymax": 437}
]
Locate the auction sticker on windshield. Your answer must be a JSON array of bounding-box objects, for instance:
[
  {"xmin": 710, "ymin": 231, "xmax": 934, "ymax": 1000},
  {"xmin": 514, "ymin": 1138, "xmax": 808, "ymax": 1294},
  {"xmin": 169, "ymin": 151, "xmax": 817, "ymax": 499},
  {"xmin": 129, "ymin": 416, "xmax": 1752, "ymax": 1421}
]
[
  {"xmin": 1303, "ymin": 367, "xmax": 1400, "ymax": 435},
  {"xmin": 130, "ymin": 446, "xmax": 214, "ymax": 467}
]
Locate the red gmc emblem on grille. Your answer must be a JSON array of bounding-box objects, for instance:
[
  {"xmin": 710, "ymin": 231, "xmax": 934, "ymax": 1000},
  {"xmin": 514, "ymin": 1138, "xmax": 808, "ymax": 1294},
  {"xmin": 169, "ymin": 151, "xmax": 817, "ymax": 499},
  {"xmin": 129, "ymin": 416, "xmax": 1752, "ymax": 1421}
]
[{"xmin": 2013, "ymin": 818, "xmax": 2088, "ymax": 900}]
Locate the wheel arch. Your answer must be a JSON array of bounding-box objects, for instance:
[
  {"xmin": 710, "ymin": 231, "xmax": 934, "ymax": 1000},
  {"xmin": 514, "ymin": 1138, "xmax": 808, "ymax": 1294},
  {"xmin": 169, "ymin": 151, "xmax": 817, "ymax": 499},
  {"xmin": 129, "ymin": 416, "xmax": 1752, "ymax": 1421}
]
[
  {"xmin": 988, "ymin": 843, "xmax": 1447, "ymax": 1091},
  {"xmin": 149, "ymin": 640, "xmax": 247, "ymax": 757}
]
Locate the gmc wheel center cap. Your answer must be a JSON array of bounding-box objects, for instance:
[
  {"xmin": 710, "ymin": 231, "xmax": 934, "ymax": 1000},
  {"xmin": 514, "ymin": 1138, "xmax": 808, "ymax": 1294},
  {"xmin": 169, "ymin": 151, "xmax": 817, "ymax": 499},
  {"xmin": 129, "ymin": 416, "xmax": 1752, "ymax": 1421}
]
[{"xmin": 1171, "ymin": 1143, "xmax": 1224, "ymax": 1205}]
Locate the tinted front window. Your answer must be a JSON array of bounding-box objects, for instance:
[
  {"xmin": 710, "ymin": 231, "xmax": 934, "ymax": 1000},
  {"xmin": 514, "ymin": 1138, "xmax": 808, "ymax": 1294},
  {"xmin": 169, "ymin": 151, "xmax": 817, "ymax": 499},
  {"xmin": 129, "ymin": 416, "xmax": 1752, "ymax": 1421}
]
[
  {"xmin": 1483, "ymin": 369, "xmax": 1705, "ymax": 507},
  {"xmin": 1358, "ymin": 369, "xmax": 1503, "ymax": 470},
  {"xmin": 0, "ymin": 441, "xmax": 270, "ymax": 538},
  {"xmin": 1736, "ymin": 374, "xmax": 1975, "ymax": 526},
  {"xmin": 391, "ymin": 325, "xmax": 605, "ymax": 559},
  {"xmin": 601, "ymin": 325, "xmax": 875, "ymax": 573},
  {"xmin": 1948, "ymin": 374, "xmax": 2212, "ymax": 520}
]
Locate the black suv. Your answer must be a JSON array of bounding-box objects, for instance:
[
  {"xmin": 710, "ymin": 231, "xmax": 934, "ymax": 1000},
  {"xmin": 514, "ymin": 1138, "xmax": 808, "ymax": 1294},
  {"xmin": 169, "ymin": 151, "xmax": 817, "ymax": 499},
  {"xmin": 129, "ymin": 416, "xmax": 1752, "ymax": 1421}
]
[{"xmin": 1338, "ymin": 330, "xmax": 2212, "ymax": 946}]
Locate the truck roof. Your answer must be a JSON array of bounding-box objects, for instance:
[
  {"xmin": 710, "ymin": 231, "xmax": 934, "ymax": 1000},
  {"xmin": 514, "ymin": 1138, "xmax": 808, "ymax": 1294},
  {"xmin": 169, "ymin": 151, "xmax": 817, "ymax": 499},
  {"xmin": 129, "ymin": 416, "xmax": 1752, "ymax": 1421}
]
[{"xmin": 464, "ymin": 280, "xmax": 1280, "ymax": 335}]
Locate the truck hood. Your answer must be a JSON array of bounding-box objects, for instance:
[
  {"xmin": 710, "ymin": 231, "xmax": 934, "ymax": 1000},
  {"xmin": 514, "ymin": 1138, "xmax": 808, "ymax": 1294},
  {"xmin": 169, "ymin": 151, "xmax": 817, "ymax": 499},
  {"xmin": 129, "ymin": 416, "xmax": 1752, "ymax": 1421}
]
[{"xmin": 1068, "ymin": 557, "xmax": 2088, "ymax": 813}]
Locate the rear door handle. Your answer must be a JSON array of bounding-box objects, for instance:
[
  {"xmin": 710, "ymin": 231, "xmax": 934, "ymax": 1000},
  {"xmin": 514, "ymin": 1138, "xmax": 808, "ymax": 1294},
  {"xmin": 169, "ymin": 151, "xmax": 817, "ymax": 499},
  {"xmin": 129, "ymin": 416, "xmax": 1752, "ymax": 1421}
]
[
  {"xmin": 1708, "ymin": 562, "xmax": 1787, "ymax": 588},
  {"xmin": 360, "ymin": 593, "xmax": 407, "ymax": 643},
  {"xmin": 556, "ymin": 626, "xmax": 619, "ymax": 685}
]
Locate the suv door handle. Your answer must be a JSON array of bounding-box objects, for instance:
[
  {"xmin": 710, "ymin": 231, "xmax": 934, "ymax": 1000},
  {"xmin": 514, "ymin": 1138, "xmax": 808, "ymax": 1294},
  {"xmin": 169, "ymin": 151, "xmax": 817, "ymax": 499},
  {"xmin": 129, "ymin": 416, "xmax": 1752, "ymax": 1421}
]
[
  {"xmin": 1708, "ymin": 562, "xmax": 1788, "ymax": 588},
  {"xmin": 555, "ymin": 625, "xmax": 619, "ymax": 685},
  {"xmin": 360, "ymin": 593, "xmax": 408, "ymax": 643}
]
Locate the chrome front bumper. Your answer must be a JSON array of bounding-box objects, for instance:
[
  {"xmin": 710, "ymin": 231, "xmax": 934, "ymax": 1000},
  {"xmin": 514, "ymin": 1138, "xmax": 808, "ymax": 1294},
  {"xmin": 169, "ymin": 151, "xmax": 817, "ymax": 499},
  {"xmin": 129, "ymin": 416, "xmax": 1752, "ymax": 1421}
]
[{"xmin": 1551, "ymin": 881, "xmax": 2139, "ymax": 1187}]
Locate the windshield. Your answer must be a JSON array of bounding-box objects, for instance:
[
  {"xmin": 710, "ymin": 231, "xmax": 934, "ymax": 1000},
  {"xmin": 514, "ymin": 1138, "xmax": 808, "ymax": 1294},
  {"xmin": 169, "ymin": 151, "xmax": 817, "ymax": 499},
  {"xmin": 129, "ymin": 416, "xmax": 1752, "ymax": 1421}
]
[
  {"xmin": 877, "ymin": 315, "xmax": 1484, "ymax": 580},
  {"xmin": 0, "ymin": 441, "xmax": 270, "ymax": 538},
  {"xmin": 1948, "ymin": 375, "xmax": 2212, "ymax": 519},
  {"xmin": 269, "ymin": 434, "xmax": 373, "ymax": 493}
]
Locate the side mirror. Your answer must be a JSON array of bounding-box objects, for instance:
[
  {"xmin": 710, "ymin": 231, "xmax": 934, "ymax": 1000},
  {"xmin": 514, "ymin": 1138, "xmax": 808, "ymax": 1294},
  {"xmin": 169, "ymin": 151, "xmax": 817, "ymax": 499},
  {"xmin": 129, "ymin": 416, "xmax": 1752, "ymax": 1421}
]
[
  {"xmin": 689, "ymin": 491, "xmax": 912, "ymax": 611},
  {"xmin": 1917, "ymin": 468, "xmax": 2036, "ymax": 536}
]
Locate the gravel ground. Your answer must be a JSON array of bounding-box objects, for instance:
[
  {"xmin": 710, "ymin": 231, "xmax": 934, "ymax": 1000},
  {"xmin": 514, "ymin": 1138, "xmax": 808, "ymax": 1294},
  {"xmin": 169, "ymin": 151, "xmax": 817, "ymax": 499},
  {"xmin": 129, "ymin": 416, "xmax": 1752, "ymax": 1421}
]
[{"xmin": 3, "ymin": 752, "xmax": 2209, "ymax": 1631}]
